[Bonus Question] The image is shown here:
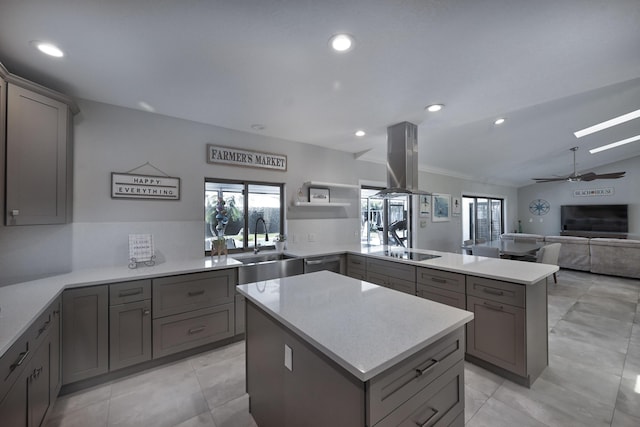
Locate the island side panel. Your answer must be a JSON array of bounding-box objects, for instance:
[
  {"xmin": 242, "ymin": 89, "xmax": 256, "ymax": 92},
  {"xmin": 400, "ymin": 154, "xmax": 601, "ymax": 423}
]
[
  {"xmin": 525, "ymin": 277, "xmax": 548, "ymax": 384},
  {"xmin": 245, "ymin": 301, "xmax": 365, "ymax": 427}
]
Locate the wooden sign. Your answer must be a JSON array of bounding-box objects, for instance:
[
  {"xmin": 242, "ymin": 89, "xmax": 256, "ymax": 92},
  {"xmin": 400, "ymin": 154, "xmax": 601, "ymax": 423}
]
[
  {"xmin": 207, "ymin": 144, "xmax": 287, "ymax": 171},
  {"xmin": 111, "ymin": 173, "xmax": 180, "ymax": 200},
  {"xmin": 573, "ymin": 187, "xmax": 614, "ymax": 197}
]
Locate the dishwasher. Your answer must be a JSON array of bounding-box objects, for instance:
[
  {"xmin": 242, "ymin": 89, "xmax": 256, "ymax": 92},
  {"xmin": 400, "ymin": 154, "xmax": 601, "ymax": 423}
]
[{"xmin": 303, "ymin": 255, "xmax": 344, "ymax": 274}]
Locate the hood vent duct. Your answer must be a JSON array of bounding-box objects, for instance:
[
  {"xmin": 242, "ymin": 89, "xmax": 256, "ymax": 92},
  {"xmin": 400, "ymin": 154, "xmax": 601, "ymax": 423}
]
[{"xmin": 372, "ymin": 121, "xmax": 430, "ymax": 198}]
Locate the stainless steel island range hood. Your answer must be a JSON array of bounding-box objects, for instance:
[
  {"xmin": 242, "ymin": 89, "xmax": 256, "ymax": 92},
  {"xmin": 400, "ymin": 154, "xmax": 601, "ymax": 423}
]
[{"xmin": 373, "ymin": 121, "xmax": 431, "ymax": 198}]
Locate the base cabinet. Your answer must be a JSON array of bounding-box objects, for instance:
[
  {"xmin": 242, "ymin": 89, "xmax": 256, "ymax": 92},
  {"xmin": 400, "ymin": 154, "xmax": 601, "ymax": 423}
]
[
  {"xmin": 62, "ymin": 286, "xmax": 109, "ymax": 385},
  {"xmin": 0, "ymin": 298, "xmax": 60, "ymax": 427}
]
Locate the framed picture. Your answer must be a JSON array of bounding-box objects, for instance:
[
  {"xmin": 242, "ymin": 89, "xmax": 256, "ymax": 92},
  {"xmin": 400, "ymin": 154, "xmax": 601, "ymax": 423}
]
[
  {"xmin": 419, "ymin": 195, "xmax": 431, "ymax": 217},
  {"xmin": 432, "ymin": 194, "xmax": 451, "ymax": 222},
  {"xmin": 308, "ymin": 187, "xmax": 330, "ymax": 203},
  {"xmin": 452, "ymin": 197, "xmax": 461, "ymax": 215}
]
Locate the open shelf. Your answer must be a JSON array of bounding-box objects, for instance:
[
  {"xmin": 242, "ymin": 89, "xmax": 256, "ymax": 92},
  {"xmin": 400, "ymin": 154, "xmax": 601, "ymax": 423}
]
[
  {"xmin": 303, "ymin": 181, "xmax": 359, "ymax": 190},
  {"xmin": 293, "ymin": 201, "xmax": 350, "ymax": 207}
]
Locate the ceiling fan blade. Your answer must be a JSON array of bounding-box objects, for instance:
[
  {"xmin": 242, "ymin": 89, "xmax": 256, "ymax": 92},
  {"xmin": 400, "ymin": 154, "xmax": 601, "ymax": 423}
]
[
  {"xmin": 591, "ymin": 171, "xmax": 626, "ymax": 179},
  {"xmin": 578, "ymin": 172, "xmax": 597, "ymax": 181},
  {"xmin": 532, "ymin": 177, "xmax": 569, "ymax": 183}
]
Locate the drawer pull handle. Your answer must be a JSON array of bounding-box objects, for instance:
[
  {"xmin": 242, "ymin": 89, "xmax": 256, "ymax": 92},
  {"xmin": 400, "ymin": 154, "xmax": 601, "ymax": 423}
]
[
  {"xmin": 37, "ymin": 319, "xmax": 51, "ymax": 337},
  {"xmin": 415, "ymin": 358, "xmax": 439, "ymax": 377},
  {"xmin": 351, "ymin": 260, "xmax": 362, "ymax": 265},
  {"xmin": 188, "ymin": 290, "xmax": 205, "ymax": 297},
  {"xmin": 142, "ymin": 309, "xmax": 151, "ymax": 316},
  {"xmin": 416, "ymin": 408, "xmax": 439, "ymax": 427},
  {"xmin": 482, "ymin": 288, "xmax": 504, "ymax": 296},
  {"xmin": 9, "ymin": 350, "xmax": 30, "ymax": 376},
  {"xmin": 118, "ymin": 288, "xmax": 143, "ymax": 297},
  {"xmin": 483, "ymin": 301, "xmax": 504, "ymax": 311},
  {"xmin": 188, "ymin": 326, "xmax": 206, "ymax": 335},
  {"xmin": 431, "ymin": 277, "xmax": 447, "ymax": 284}
]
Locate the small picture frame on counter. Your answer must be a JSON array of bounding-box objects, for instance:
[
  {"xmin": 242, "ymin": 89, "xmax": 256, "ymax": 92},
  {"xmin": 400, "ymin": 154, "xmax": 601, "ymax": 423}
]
[{"xmin": 308, "ymin": 187, "xmax": 330, "ymax": 203}]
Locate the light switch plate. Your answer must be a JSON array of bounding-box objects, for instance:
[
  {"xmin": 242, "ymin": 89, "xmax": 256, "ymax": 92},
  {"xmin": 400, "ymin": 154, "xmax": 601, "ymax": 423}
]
[{"xmin": 284, "ymin": 344, "xmax": 292, "ymax": 371}]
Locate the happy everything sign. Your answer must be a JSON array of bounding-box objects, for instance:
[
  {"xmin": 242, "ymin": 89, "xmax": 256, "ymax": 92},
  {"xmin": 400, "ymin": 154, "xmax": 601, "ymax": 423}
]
[
  {"xmin": 207, "ymin": 144, "xmax": 287, "ymax": 171},
  {"xmin": 111, "ymin": 173, "xmax": 181, "ymax": 200}
]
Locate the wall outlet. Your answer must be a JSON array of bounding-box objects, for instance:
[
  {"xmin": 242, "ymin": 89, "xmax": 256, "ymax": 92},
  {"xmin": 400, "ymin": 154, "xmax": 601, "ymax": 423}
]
[
  {"xmin": 308, "ymin": 233, "xmax": 316, "ymax": 242},
  {"xmin": 284, "ymin": 344, "xmax": 292, "ymax": 371}
]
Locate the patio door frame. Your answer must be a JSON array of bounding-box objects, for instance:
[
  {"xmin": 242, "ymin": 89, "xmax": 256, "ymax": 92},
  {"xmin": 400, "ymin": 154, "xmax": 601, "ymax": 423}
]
[{"xmin": 463, "ymin": 195, "xmax": 505, "ymax": 243}]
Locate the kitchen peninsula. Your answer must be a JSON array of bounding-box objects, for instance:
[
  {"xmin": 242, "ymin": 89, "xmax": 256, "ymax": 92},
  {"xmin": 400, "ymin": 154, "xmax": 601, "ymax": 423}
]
[{"xmin": 237, "ymin": 271, "xmax": 474, "ymax": 427}]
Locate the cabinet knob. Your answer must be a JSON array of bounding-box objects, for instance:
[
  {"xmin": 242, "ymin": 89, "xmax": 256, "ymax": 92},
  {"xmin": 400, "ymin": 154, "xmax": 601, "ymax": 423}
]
[
  {"xmin": 10, "ymin": 210, "xmax": 20, "ymax": 217},
  {"xmin": 142, "ymin": 309, "xmax": 151, "ymax": 316}
]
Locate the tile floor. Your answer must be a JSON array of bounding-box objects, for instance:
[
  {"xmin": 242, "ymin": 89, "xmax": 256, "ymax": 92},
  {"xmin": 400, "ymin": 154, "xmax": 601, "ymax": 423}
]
[{"xmin": 45, "ymin": 270, "xmax": 640, "ymax": 427}]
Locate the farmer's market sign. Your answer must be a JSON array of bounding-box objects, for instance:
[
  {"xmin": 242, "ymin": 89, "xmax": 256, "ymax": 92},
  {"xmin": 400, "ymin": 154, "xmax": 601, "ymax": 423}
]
[
  {"xmin": 207, "ymin": 144, "xmax": 287, "ymax": 171},
  {"xmin": 111, "ymin": 173, "xmax": 180, "ymax": 200}
]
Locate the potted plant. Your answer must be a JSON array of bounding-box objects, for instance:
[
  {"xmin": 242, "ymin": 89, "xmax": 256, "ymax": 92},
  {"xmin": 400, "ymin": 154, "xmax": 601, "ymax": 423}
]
[{"xmin": 275, "ymin": 234, "xmax": 286, "ymax": 252}]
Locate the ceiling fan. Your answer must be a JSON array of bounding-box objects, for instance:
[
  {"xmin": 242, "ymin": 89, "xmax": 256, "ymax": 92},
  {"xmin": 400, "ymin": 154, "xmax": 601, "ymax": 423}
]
[{"xmin": 532, "ymin": 147, "xmax": 626, "ymax": 183}]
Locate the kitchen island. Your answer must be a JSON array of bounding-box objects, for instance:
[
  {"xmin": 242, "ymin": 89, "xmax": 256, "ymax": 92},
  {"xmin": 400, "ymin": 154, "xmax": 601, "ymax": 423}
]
[{"xmin": 237, "ymin": 271, "xmax": 474, "ymax": 427}]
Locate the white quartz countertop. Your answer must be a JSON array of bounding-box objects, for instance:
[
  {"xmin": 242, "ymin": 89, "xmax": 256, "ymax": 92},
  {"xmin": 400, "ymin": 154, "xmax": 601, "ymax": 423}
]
[
  {"xmin": 0, "ymin": 257, "xmax": 241, "ymax": 357},
  {"xmin": 1, "ymin": 243, "xmax": 556, "ymax": 360},
  {"xmin": 238, "ymin": 271, "xmax": 473, "ymax": 381}
]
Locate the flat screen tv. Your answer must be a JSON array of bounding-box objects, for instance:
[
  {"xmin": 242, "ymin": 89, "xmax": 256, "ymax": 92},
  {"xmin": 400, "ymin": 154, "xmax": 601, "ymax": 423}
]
[{"xmin": 561, "ymin": 204, "xmax": 628, "ymax": 233}]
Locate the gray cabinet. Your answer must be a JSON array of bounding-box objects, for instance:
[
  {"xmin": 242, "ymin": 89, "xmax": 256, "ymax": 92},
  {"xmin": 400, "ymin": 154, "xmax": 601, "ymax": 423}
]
[
  {"xmin": 416, "ymin": 267, "xmax": 466, "ymax": 309},
  {"xmin": 5, "ymin": 83, "xmax": 71, "ymax": 225},
  {"xmin": 0, "ymin": 297, "xmax": 60, "ymax": 427},
  {"xmin": 465, "ymin": 276, "xmax": 548, "ymax": 386},
  {"xmin": 62, "ymin": 286, "xmax": 109, "ymax": 385},
  {"xmin": 152, "ymin": 269, "xmax": 235, "ymax": 358},
  {"xmin": 0, "ymin": 75, "xmax": 6, "ymax": 221},
  {"xmin": 366, "ymin": 258, "xmax": 416, "ymax": 295},
  {"xmin": 346, "ymin": 254, "xmax": 366, "ymax": 280},
  {"xmin": 109, "ymin": 280, "xmax": 152, "ymax": 371}
]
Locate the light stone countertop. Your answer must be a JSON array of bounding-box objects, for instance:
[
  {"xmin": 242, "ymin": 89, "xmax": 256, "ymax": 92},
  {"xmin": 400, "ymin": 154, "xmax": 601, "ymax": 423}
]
[
  {"xmin": 0, "ymin": 244, "xmax": 556, "ymax": 359},
  {"xmin": 237, "ymin": 270, "xmax": 474, "ymax": 381}
]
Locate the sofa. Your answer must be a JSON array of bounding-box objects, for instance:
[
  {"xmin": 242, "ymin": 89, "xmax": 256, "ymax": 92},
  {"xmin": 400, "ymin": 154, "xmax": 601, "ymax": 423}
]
[
  {"xmin": 589, "ymin": 238, "xmax": 640, "ymax": 279},
  {"xmin": 543, "ymin": 236, "xmax": 591, "ymax": 272}
]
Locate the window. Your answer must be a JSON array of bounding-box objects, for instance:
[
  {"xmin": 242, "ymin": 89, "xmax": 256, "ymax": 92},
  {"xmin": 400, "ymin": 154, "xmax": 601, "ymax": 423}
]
[
  {"xmin": 205, "ymin": 179, "xmax": 283, "ymax": 253},
  {"xmin": 360, "ymin": 186, "xmax": 411, "ymax": 248},
  {"xmin": 462, "ymin": 196, "xmax": 504, "ymax": 243}
]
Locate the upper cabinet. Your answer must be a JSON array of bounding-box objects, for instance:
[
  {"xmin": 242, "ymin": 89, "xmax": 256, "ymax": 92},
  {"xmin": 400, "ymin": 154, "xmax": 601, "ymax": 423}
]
[{"xmin": 1, "ymin": 64, "xmax": 77, "ymax": 226}]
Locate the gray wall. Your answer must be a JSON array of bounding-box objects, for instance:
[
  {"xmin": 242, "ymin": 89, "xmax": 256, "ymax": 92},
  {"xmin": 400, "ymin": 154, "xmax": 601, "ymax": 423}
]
[
  {"xmin": 1, "ymin": 99, "xmax": 519, "ymax": 285},
  {"xmin": 517, "ymin": 155, "xmax": 640, "ymax": 237}
]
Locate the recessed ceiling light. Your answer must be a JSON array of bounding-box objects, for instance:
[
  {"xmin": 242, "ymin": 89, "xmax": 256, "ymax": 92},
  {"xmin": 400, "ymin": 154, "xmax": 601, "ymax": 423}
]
[
  {"xmin": 329, "ymin": 34, "xmax": 354, "ymax": 52},
  {"xmin": 494, "ymin": 118, "xmax": 506, "ymax": 125},
  {"xmin": 589, "ymin": 134, "xmax": 640, "ymax": 154},
  {"xmin": 355, "ymin": 130, "xmax": 366, "ymax": 137},
  {"xmin": 574, "ymin": 108, "xmax": 640, "ymax": 138},
  {"xmin": 425, "ymin": 104, "xmax": 444, "ymax": 112},
  {"xmin": 251, "ymin": 124, "xmax": 266, "ymax": 131},
  {"xmin": 32, "ymin": 41, "xmax": 64, "ymax": 58}
]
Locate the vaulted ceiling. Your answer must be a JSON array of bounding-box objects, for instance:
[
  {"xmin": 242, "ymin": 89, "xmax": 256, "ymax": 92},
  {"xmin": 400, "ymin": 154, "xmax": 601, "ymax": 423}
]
[{"xmin": 1, "ymin": 0, "xmax": 639, "ymax": 187}]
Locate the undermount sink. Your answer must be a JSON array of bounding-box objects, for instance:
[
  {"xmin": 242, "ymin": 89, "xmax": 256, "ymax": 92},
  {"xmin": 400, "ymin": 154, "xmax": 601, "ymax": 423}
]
[
  {"xmin": 236, "ymin": 253, "xmax": 297, "ymax": 265},
  {"xmin": 236, "ymin": 253, "xmax": 304, "ymax": 284}
]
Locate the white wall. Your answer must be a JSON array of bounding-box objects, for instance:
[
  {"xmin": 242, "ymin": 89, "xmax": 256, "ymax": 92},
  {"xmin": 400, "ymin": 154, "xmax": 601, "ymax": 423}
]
[{"xmin": 517, "ymin": 155, "xmax": 640, "ymax": 237}]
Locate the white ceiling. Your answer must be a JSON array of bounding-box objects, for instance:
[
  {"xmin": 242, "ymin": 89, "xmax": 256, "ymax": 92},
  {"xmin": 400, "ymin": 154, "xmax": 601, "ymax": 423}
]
[{"xmin": 1, "ymin": 0, "xmax": 639, "ymax": 188}]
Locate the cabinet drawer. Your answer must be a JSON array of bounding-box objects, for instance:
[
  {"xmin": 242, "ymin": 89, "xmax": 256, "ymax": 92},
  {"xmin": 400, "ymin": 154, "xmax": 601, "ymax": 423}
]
[
  {"xmin": 389, "ymin": 277, "xmax": 416, "ymax": 295},
  {"xmin": 367, "ymin": 258, "xmax": 415, "ymax": 283},
  {"xmin": 110, "ymin": 279, "xmax": 151, "ymax": 305},
  {"xmin": 347, "ymin": 269, "xmax": 367, "ymax": 281},
  {"xmin": 152, "ymin": 303, "xmax": 235, "ymax": 358},
  {"xmin": 30, "ymin": 298, "xmax": 59, "ymax": 353},
  {"xmin": 417, "ymin": 268, "xmax": 465, "ymax": 294},
  {"xmin": 347, "ymin": 254, "xmax": 366, "ymax": 270},
  {"xmin": 153, "ymin": 270, "xmax": 235, "ymax": 318},
  {"xmin": 417, "ymin": 284, "xmax": 466, "ymax": 309},
  {"xmin": 373, "ymin": 360, "xmax": 464, "ymax": 427},
  {"xmin": 368, "ymin": 328, "xmax": 464, "ymax": 426},
  {"xmin": 0, "ymin": 332, "xmax": 29, "ymax": 404},
  {"xmin": 366, "ymin": 271, "xmax": 388, "ymax": 288},
  {"xmin": 466, "ymin": 276, "xmax": 525, "ymax": 308}
]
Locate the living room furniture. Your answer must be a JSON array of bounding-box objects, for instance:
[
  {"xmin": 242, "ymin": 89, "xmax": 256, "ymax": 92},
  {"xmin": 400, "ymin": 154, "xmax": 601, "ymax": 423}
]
[
  {"xmin": 472, "ymin": 246, "xmax": 500, "ymax": 258},
  {"xmin": 589, "ymin": 238, "xmax": 640, "ymax": 279},
  {"xmin": 543, "ymin": 236, "xmax": 590, "ymax": 271},
  {"xmin": 536, "ymin": 243, "xmax": 561, "ymax": 283}
]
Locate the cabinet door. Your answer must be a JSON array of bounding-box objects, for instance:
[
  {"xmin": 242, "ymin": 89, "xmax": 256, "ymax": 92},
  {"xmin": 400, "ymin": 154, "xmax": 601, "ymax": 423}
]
[
  {"xmin": 417, "ymin": 284, "xmax": 466, "ymax": 309},
  {"xmin": 109, "ymin": 300, "xmax": 152, "ymax": 371},
  {"xmin": 0, "ymin": 370, "xmax": 28, "ymax": 427},
  {"xmin": 62, "ymin": 286, "xmax": 109, "ymax": 385},
  {"xmin": 235, "ymin": 294, "xmax": 245, "ymax": 335},
  {"xmin": 5, "ymin": 84, "xmax": 69, "ymax": 225},
  {"xmin": 27, "ymin": 342, "xmax": 50, "ymax": 427},
  {"xmin": 466, "ymin": 295, "xmax": 525, "ymax": 376},
  {"xmin": 49, "ymin": 301, "xmax": 62, "ymax": 399},
  {"xmin": 1, "ymin": 76, "xmax": 6, "ymax": 221}
]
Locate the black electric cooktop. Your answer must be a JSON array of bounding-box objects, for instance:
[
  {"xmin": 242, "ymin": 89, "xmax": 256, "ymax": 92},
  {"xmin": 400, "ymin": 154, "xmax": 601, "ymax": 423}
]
[{"xmin": 371, "ymin": 250, "xmax": 440, "ymax": 262}]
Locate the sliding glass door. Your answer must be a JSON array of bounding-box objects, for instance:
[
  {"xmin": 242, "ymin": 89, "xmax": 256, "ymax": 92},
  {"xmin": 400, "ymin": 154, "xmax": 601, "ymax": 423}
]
[{"xmin": 462, "ymin": 196, "xmax": 504, "ymax": 243}]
